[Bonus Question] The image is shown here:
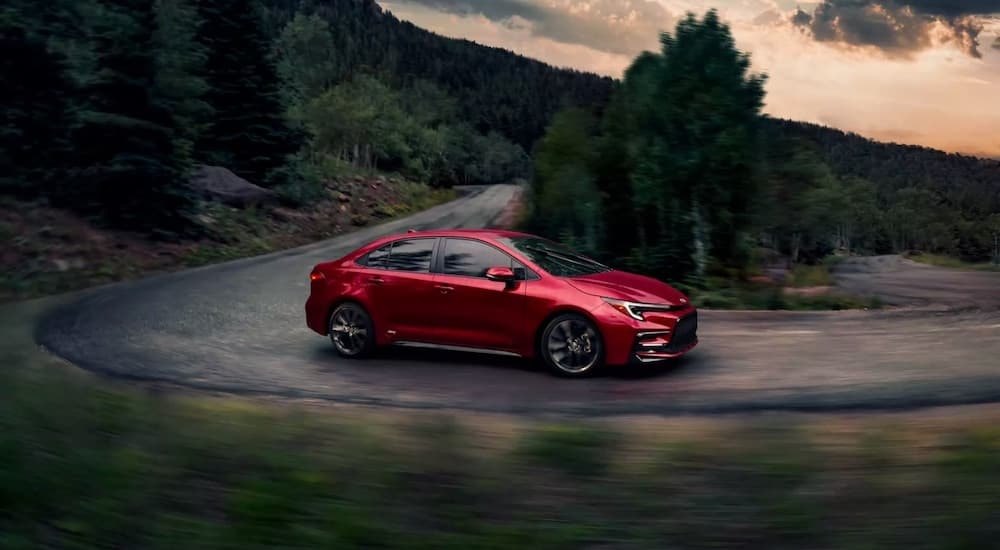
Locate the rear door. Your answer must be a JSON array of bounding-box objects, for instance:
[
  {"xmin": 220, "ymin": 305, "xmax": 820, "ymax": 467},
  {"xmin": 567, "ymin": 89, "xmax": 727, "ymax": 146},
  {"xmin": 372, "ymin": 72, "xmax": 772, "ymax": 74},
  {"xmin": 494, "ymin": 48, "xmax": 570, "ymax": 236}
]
[
  {"xmin": 362, "ymin": 237, "xmax": 439, "ymax": 343},
  {"xmin": 431, "ymin": 238, "xmax": 529, "ymax": 352}
]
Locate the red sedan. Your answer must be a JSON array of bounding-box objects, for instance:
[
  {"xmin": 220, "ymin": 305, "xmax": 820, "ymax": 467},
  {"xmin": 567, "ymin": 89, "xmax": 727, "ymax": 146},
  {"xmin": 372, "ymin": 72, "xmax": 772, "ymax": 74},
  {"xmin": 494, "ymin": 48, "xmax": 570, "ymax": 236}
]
[{"xmin": 306, "ymin": 229, "xmax": 697, "ymax": 376}]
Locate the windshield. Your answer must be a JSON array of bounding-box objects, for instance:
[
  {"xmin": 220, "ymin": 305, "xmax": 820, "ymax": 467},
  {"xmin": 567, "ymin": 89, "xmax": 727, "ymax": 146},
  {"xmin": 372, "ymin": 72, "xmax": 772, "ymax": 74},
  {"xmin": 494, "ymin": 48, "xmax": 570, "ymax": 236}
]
[{"xmin": 499, "ymin": 237, "xmax": 612, "ymax": 277}]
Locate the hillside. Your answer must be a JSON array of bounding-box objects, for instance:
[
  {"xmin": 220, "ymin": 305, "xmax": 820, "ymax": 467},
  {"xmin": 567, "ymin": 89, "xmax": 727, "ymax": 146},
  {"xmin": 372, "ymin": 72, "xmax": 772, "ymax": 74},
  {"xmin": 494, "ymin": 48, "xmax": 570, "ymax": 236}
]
[
  {"xmin": 764, "ymin": 118, "xmax": 1000, "ymax": 218},
  {"xmin": 263, "ymin": 0, "xmax": 616, "ymax": 149}
]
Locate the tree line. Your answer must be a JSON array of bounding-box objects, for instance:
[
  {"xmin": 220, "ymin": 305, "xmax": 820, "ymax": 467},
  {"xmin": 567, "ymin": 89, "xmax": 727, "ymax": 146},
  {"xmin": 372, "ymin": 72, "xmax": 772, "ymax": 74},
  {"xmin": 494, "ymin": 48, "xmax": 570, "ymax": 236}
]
[{"xmin": 526, "ymin": 11, "xmax": 1000, "ymax": 283}]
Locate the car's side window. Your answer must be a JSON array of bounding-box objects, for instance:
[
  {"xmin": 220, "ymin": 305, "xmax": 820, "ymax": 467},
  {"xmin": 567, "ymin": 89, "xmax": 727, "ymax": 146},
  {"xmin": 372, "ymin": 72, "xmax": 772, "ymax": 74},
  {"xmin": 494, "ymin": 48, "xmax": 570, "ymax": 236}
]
[
  {"xmin": 385, "ymin": 238, "xmax": 435, "ymax": 273},
  {"xmin": 441, "ymin": 238, "xmax": 525, "ymax": 278},
  {"xmin": 362, "ymin": 243, "xmax": 392, "ymax": 269}
]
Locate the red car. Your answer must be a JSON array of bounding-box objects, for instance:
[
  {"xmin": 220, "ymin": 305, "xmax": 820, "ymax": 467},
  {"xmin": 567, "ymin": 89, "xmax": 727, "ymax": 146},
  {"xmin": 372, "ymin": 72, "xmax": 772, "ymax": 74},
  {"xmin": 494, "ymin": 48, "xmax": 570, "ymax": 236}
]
[{"xmin": 305, "ymin": 229, "xmax": 697, "ymax": 376}]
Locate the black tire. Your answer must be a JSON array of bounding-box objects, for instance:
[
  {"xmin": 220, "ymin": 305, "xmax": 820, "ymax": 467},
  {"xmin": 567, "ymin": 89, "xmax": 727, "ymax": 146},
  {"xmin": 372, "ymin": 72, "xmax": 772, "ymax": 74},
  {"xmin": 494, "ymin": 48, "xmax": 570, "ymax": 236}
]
[
  {"xmin": 539, "ymin": 313, "xmax": 604, "ymax": 377},
  {"xmin": 328, "ymin": 302, "xmax": 376, "ymax": 358}
]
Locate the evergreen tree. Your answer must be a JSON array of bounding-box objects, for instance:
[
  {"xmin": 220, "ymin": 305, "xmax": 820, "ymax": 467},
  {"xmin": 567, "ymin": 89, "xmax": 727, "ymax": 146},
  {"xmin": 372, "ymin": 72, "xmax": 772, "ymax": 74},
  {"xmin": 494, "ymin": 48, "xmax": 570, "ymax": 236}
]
[
  {"xmin": 69, "ymin": 0, "xmax": 191, "ymax": 233},
  {"xmin": 531, "ymin": 11, "xmax": 767, "ymax": 280},
  {"xmin": 275, "ymin": 12, "xmax": 339, "ymax": 107},
  {"xmin": 196, "ymin": 0, "xmax": 300, "ymax": 185},
  {"xmin": 154, "ymin": 0, "xmax": 211, "ymax": 169},
  {"xmin": 0, "ymin": 11, "xmax": 74, "ymax": 196},
  {"xmin": 531, "ymin": 109, "xmax": 603, "ymax": 256},
  {"xmin": 626, "ymin": 10, "xmax": 766, "ymax": 277}
]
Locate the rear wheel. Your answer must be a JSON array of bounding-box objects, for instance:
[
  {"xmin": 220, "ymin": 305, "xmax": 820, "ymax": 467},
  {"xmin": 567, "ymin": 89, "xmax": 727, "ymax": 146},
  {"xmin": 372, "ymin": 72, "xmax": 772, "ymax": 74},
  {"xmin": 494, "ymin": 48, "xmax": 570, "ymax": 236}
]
[
  {"xmin": 540, "ymin": 313, "xmax": 604, "ymax": 377},
  {"xmin": 329, "ymin": 303, "xmax": 375, "ymax": 358}
]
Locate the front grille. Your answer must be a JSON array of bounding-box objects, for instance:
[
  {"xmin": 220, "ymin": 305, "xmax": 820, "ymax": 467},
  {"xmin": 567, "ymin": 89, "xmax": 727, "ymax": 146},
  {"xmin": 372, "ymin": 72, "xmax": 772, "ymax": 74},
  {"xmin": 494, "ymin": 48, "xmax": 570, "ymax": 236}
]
[{"xmin": 666, "ymin": 311, "xmax": 698, "ymax": 353}]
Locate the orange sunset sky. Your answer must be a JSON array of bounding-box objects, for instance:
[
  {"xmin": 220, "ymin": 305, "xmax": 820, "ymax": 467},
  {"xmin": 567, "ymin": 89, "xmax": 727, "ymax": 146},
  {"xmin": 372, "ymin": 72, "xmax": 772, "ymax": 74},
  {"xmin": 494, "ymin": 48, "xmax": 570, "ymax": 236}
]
[{"xmin": 378, "ymin": 0, "xmax": 1000, "ymax": 158}]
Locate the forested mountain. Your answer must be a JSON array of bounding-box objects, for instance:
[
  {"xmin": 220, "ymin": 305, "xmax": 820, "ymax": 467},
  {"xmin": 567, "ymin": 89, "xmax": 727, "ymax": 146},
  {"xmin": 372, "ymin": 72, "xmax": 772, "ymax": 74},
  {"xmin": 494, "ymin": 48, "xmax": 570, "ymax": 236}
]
[
  {"xmin": 262, "ymin": 0, "xmax": 615, "ymax": 150},
  {"xmin": 764, "ymin": 119, "xmax": 1000, "ymax": 219}
]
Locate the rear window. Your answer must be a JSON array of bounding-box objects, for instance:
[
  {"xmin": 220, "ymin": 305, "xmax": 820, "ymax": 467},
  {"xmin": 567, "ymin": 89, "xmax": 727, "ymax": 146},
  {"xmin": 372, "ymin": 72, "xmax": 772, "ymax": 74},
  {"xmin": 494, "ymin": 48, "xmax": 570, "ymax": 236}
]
[
  {"xmin": 360, "ymin": 243, "xmax": 391, "ymax": 269},
  {"xmin": 357, "ymin": 238, "xmax": 435, "ymax": 273}
]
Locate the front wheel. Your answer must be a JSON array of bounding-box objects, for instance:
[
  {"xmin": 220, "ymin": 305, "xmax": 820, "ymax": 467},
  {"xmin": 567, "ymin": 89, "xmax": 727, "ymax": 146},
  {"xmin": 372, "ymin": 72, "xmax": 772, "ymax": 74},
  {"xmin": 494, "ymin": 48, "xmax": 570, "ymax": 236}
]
[
  {"xmin": 540, "ymin": 313, "xmax": 604, "ymax": 377},
  {"xmin": 328, "ymin": 302, "xmax": 375, "ymax": 358}
]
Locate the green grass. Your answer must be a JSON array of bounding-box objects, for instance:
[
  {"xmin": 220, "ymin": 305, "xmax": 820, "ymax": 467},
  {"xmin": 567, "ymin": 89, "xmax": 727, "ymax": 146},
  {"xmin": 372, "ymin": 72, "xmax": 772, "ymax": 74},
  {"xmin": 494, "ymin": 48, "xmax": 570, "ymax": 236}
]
[
  {"xmin": 906, "ymin": 252, "xmax": 1000, "ymax": 271},
  {"xmin": 4, "ymin": 363, "xmax": 1000, "ymax": 548},
  {"xmin": 786, "ymin": 264, "xmax": 834, "ymax": 287},
  {"xmin": 397, "ymin": 180, "xmax": 457, "ymax": 212},
  {"xmin": 518, "ymin": 424, "xmax": 618, "ymax": 477}
]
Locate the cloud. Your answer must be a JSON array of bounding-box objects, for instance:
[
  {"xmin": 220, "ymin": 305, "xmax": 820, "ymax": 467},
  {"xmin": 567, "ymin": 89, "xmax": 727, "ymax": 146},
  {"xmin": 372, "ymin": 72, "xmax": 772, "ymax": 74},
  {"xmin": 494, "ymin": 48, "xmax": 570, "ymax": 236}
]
[
  {"xmin": 753, "ymin": 9, "xmax": 783, "ymax": 25},
  {"xmin": 791, "ymin": 1, "xmax": 1000, "ymax": 58},
  {"xmin": 387, "ymin": 0, "xmax": 675, "ymax": 55},
  {"xmin": 994, "ymin": 35, "xmax": 1000, "ymax": 48}
]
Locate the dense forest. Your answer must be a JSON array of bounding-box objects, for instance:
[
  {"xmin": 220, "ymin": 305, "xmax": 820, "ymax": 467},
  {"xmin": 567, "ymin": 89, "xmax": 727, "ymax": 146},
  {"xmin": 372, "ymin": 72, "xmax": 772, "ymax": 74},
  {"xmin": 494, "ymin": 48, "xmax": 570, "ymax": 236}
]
[
  {"xmin": 1, "ymin": 0, "xmax": 610, "ymax": 235},
  {"xmin": 3, "ymin": 0, "xmax": 997, "ymax": 269},
  {"xmin": 526, "ymin": 12, "xmax": 1000, "ymax": 282}
]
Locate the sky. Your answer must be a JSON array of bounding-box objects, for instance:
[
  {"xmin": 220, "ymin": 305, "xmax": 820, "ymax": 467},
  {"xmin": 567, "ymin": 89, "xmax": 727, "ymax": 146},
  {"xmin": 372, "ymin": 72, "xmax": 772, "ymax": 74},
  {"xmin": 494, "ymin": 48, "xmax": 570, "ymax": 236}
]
[{"xmin": 377, "ymin": 0, "xmax": 1000, "ymax": 158}]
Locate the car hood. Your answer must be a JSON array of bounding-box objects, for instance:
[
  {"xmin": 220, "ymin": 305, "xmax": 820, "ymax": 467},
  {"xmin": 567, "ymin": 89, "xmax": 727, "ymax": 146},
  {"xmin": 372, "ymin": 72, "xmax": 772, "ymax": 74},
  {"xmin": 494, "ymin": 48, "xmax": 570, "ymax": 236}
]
[{"xmin": 566, "ymin": 270, "xmax": 690, "ymax": 306}]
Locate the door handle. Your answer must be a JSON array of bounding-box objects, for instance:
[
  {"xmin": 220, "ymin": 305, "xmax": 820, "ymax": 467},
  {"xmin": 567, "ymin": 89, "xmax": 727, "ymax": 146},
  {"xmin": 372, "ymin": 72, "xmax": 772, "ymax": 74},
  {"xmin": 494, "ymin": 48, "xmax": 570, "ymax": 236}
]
[
  {"xmin": 368, "ymin": 276, "xmax": 385, "ymax": 285},
  {"xmin": 434, "ymin": 284, "xmax": 454, "ymax": 294}
]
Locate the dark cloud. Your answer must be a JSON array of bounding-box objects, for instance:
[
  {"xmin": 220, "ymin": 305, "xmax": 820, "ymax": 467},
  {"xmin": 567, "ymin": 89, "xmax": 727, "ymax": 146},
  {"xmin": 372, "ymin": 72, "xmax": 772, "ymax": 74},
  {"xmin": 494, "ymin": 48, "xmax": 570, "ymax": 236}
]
[
  {"xmin": 792, "ymin": 1, "xmax": 1000, "ymax": 57},
  {"xmin": 387, "ymin": 0, "xmax": 674, "ymax": 56},
  {"xmin": 791, "ymin": 8, "xmax": 813, "ymax": 26}
]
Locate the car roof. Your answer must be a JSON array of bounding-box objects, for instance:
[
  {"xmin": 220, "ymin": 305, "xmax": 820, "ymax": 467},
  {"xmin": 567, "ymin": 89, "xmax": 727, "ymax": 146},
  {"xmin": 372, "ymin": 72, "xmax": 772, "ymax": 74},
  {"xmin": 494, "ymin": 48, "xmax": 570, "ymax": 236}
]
[{"xmin": 384, "ymin": 228, "xmax": 533, "ymax": 240}]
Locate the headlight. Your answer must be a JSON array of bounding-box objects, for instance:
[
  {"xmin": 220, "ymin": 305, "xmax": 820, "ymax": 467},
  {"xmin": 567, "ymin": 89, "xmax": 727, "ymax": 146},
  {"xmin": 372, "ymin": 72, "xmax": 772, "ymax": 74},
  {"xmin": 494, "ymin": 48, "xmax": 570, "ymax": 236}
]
[{"xmin": 602, "ymin": 297, "xmax": 679, "ymax": 321}]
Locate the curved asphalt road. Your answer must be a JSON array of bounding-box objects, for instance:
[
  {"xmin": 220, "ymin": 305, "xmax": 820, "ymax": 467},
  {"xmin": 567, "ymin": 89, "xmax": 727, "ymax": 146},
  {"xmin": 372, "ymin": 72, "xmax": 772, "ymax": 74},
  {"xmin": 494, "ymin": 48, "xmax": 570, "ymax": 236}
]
[{"xmin": 37, "ymin": 185, "xmax": 1000, "ymax": 415}]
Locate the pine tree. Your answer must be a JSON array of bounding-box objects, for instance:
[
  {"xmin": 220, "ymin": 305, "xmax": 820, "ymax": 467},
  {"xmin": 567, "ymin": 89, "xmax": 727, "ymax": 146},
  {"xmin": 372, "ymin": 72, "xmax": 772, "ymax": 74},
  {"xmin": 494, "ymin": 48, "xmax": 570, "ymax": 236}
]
[
  {"xmin": 154, "ymin": 0, "xmax": 211, "ymax": 170},
  {"xmin": 624, "ymin": 10, "xmax": 765, "ymax": 277},
  {"xmin": 69, "ymin": 0, "xmax": 191, "ymax": 233},
  {"xmin": 0, "ymin": 12, "xmax": 74, "ymax": 196},
  {"xmin": 196, "ymin": 0, "xmax": 300, "ymax": 186}
]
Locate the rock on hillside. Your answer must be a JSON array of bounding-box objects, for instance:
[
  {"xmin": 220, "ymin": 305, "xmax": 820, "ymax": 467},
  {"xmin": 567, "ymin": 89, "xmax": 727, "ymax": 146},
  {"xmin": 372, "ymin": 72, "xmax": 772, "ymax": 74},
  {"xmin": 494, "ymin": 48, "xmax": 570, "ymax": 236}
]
[{"xmin": 187, "ymin": 166, "xmax": 276, "ymax": 208}]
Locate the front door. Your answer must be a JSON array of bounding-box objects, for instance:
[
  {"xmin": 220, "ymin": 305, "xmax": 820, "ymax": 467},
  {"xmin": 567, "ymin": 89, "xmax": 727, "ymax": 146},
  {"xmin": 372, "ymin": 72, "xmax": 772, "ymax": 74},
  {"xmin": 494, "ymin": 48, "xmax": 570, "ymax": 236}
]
[{"xmin": 432, "ymin": 238, "xmax": 527, "ymax": 352}]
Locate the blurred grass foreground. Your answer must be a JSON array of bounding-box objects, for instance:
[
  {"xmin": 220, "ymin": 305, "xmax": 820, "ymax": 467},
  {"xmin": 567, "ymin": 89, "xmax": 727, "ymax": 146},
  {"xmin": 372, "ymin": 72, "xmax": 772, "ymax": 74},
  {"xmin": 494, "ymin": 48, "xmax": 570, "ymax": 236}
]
[{"xmin": 4, "ymin": 301, "xmax": 1000, "ymax": 549}]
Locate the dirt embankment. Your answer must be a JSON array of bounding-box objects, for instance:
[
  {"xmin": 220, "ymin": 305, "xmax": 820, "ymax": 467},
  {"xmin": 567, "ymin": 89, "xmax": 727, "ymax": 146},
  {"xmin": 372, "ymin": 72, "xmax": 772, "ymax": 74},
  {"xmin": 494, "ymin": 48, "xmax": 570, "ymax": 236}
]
[
  {"xmin": 487, "ymin": 184, "xmax": 526, "ymax": 230},
  {"xmin": 0, "ymin": 176, "xmax": 452, "ymax": 302}
]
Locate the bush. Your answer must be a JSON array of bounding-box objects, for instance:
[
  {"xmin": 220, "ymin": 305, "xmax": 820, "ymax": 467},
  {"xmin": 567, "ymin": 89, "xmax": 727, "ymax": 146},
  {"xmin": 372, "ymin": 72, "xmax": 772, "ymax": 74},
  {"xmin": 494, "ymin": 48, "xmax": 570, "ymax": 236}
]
[
  {"xmin": 787, "ymin": 264, "xmax": 833, "ymax": 287},
  {"xmin": 273, "ymin": 180, "xmax": 328, "ymax": 207}
]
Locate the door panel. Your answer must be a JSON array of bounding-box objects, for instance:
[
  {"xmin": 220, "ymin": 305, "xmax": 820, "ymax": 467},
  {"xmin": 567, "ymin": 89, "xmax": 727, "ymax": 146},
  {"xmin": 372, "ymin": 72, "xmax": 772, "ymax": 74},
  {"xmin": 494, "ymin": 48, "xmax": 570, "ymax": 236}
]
[
  {"xmin": 432, "ymin": 238, "xmax": 529, "ymax": 351},
  {"xmin": 432, "ymin": 274, "xmax": 526, "ymax": 350},
  {"xmin": 364, "ymin": 238, "xmax": 438, "ymax": 344}
]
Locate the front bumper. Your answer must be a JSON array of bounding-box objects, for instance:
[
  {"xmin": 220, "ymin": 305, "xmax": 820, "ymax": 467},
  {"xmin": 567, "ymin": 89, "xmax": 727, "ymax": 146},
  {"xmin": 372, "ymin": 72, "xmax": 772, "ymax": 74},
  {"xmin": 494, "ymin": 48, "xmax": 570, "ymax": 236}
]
[
  {"xmin": 592, "ymin": 303, "xmax": 699, "ymax": 365},
  {"xmin": 631, "ymin": 310, "xmax": 698, "ymax": 363}
]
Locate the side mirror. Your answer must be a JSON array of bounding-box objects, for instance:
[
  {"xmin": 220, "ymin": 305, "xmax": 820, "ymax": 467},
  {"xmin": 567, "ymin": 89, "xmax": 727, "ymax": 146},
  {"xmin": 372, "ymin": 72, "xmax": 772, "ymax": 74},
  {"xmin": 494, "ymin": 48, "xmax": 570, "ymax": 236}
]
[{"xmin": 485, "ymin": 266, "xmax": 516, "ymax": 282}]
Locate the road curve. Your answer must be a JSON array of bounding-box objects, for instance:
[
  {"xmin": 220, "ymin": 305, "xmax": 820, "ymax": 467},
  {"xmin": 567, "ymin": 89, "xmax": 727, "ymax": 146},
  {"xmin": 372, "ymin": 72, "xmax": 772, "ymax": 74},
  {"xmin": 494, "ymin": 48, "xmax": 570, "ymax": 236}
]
[{"xmin": 37, "ymin": 186, "xmax": 1000, "ymax": 415}]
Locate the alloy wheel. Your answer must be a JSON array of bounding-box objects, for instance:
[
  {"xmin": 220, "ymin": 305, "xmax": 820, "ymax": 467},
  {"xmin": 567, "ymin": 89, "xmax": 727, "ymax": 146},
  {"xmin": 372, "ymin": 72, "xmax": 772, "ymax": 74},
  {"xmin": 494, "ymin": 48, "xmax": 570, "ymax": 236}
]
[
  {"xmin": 329, "ymin": 304, "xmax": 370, "ymax": 356},
  {"xmin": 546, "ymin": 317, "xmax": 601, "ymax": 374}
]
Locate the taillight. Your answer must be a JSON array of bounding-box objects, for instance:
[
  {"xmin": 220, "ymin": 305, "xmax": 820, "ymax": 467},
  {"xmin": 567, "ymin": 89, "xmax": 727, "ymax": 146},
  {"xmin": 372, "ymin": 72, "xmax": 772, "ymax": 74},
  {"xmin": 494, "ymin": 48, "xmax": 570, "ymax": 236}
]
[{"xmin": 310, "ymin": 271, "xmax": 326, "ymax": 282}]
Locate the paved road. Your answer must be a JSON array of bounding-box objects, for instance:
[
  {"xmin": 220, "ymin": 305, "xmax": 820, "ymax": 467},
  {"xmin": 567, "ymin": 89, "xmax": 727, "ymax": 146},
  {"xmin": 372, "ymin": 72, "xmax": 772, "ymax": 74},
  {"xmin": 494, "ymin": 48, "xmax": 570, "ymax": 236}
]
[{"xmin": 37, "ymin": 186, "xmax": 1000, "ymax": 415}]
